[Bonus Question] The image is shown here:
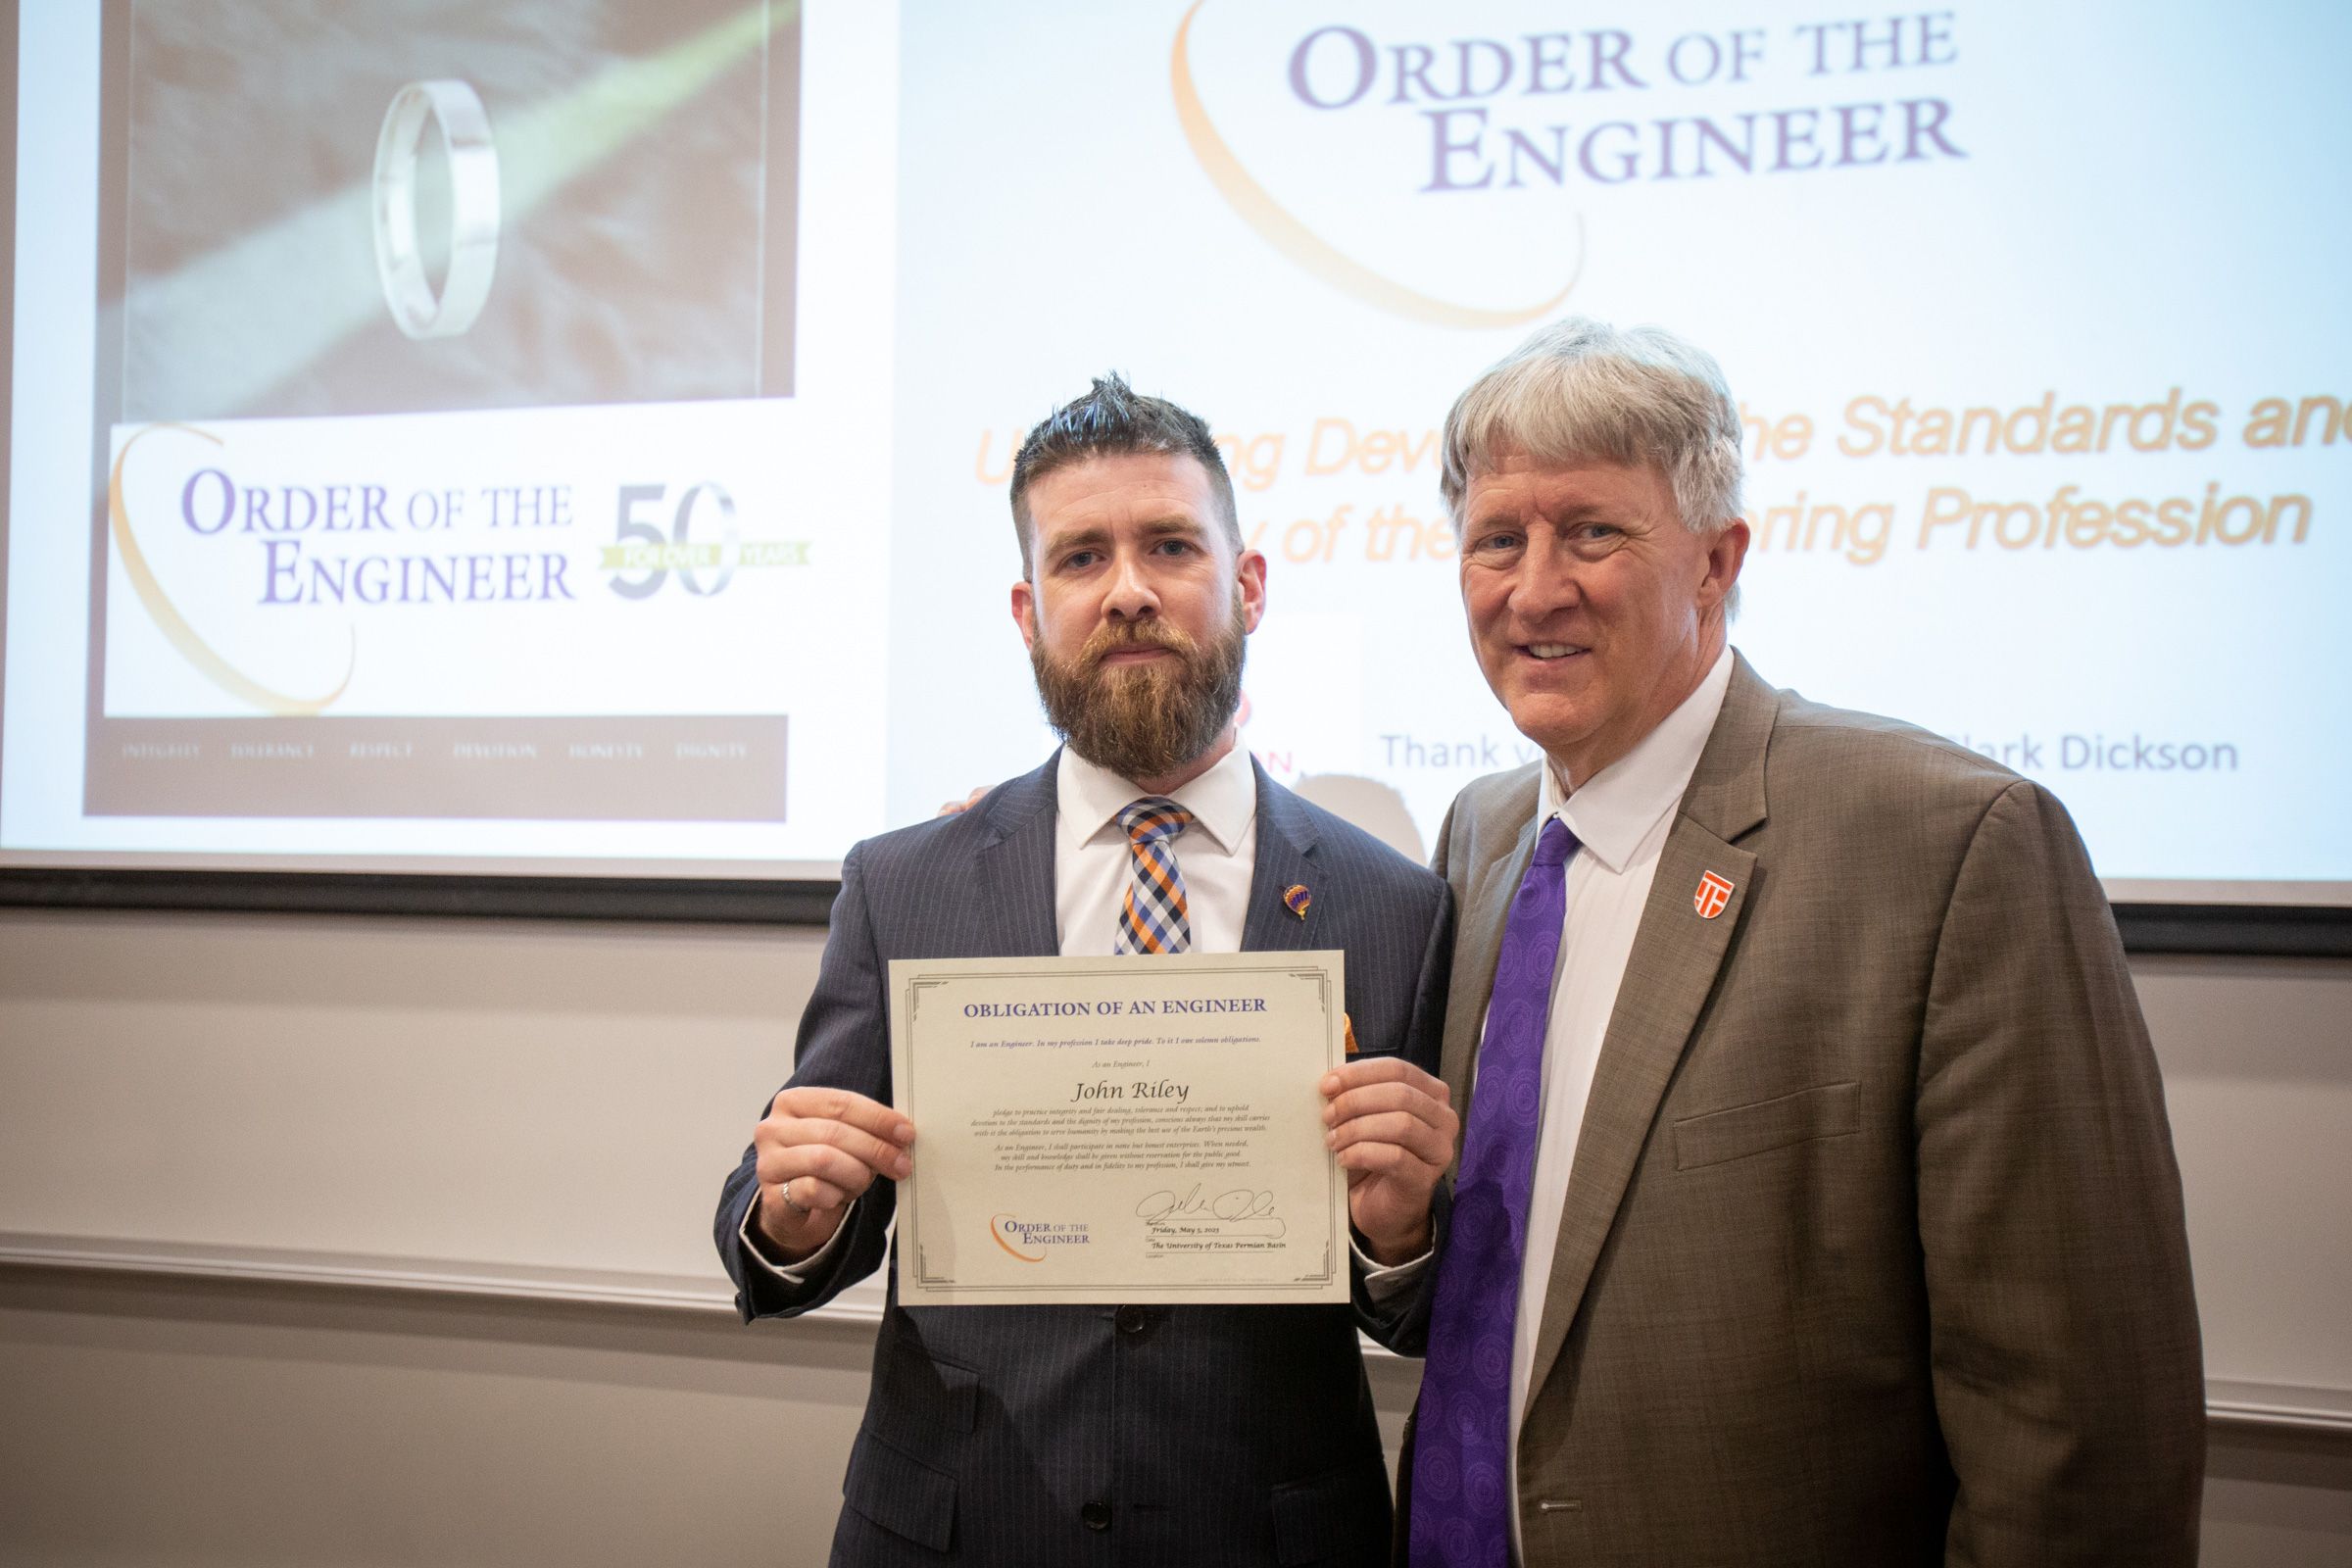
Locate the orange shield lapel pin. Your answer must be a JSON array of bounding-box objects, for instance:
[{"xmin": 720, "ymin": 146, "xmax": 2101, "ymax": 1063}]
[{"xmin": 1693, "ymin": 870, "xmax": 1735, "ymax": 919}]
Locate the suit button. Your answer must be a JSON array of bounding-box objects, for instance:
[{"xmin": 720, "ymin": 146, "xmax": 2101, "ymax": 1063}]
[
  {"xmin": 1115, "ymin": 1304, "xmax": 1148, "ymax": 1335},
  {"xmin": 1081, "ymin": 1500, "xmax": 1112, "ymax": 1531}
]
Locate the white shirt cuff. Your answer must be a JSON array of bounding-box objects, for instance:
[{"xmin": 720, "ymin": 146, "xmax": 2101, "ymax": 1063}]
[
  {"xmin": 1351, "ymin": 1233, "xmax": 1432, "ymax": 1303},
  {"xmin": 739, "ymin": 1194, "xmax": 856, "ymax": 1284}
]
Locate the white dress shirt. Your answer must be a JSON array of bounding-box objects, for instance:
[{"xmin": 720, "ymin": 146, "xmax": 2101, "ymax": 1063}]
[
  {"xmin": 744, "ymin": 743, "xmax": 1259, "ymax": 1280},
  {"xmin": 1504, "ymin": 646, "xmax": 1732, "ymax": 1551}
]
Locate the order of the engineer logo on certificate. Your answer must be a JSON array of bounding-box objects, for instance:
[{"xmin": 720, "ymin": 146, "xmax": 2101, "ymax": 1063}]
[{"xmin": 991, "ymin": 1216, "xmax": 1092, "ymax": 1263}]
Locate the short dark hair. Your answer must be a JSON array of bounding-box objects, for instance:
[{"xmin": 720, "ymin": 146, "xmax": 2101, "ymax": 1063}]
[{"xmin": 1008, "ymin": 373, "xmax": 1241, "ymax": 575}]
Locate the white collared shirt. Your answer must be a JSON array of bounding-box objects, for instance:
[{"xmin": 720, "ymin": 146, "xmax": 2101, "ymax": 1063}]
[
  {"xmin": 1506, "ymin": 646, "xmax": 1734, "ymax": 1544},
  {"xmin": 744, "ymin": 741, "xmax": 1260, "ymax": 1281}
]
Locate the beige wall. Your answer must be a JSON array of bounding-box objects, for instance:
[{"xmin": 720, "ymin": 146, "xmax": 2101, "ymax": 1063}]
[{"xmin": 1, "ymin": 907, "xmax": 2347, "ymax": 1564}]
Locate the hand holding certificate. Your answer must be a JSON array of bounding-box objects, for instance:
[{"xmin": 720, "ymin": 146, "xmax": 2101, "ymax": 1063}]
[
  {"xmin": 889, "ymin": 951, "xmax": 1349, "ymax": 1305},
  {"xmin": 747, "ymin": 1083, "xmax": 913, "ymax": 1263}
]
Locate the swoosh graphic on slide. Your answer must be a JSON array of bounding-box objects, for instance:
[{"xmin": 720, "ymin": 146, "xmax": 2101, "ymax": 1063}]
[
  {"xmin": 1171, "ymin": 0, "xmax": 1583, "ymax": 329},
  {"xmin": 990, "ymin": 1215, "xmax": 1046, "ymax": 1263},
  {"xmin": 109, "ymin": 423, "xmax": 355, "ymax": 716}
]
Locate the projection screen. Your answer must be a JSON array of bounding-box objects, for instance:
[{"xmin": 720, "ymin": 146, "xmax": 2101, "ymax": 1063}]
[{"xmin": 4, "ymin": 0, "xmax": 2347, "ymax": 915}]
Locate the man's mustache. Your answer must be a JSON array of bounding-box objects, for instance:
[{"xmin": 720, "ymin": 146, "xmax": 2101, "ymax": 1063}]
[{"xmin": 1080, "ymin": 621, "xmax": 1198, "ymax": 670}]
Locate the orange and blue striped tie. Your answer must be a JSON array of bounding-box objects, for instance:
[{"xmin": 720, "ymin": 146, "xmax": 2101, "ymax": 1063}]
[{"xmin": 1114, "ymin": 797, "xmax": 1195, "ymax": 955}]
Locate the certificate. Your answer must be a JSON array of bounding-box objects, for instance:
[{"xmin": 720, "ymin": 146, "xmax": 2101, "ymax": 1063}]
[{"xmin": 889, "ymin": 951, "xmax": 1348, "ymax": 1306}]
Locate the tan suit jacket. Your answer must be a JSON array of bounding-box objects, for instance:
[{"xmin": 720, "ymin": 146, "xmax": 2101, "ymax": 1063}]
[{"xmin": 1406, "ymin": 654, "xmax": 2203, "ymax": 1566}]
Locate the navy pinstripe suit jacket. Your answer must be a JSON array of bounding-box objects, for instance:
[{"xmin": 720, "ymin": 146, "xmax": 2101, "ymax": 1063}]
[{"xmin": 716, "ymin": 754, "xmax": 1453, "ymax": 1567}]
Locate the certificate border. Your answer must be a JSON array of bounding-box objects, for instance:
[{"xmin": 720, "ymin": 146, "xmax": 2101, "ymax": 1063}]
[{"xmin": 892, "ymin": 954, "xmax": 1346, "ymax": 1302}]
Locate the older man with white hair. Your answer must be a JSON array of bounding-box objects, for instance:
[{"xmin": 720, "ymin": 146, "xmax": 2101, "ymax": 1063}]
[{"xmin": 1396, "ymin": 318, "xmax": 2204, "ymax": 1567}]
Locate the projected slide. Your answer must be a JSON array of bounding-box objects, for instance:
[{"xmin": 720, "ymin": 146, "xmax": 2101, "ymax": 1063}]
[
  {"xmin": 10, "ymin": 0, "xmax": 897, "ymax": 868},
  {"xmin": 882, "ymin": 0, "xmax": 2350, "ymax": 896},
  {"xmin": 6, "ymin": 0, "xmax": 2347, "ymax": 898},
  {"xmin": 96, "ymin": 0, "xmax": 808, "ymax": 825}
]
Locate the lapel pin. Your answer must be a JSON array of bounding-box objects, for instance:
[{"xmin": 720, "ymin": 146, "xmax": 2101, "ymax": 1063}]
[
  {"xmin": 1693, "ymin": 870, "xmax": 1736, "ymax": 919},
  {"xmin": 1283, "ymin": 883, "xmax": 1311, "ymax": 920},
  {"xmin": 1344, "ymin": 1012, "xmax": 1359, "ymax": 1055}
]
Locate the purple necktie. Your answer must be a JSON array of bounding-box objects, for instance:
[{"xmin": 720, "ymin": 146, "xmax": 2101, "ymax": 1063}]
[{"xmin": 1410, "ymin": 815, "xmax": 1578, "ymax": 1568}]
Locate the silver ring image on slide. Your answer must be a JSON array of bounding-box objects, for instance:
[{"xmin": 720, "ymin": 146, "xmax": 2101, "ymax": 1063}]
[{"xmin": 371, "ymin": 79, "xmax": 501, "ymax": 340}]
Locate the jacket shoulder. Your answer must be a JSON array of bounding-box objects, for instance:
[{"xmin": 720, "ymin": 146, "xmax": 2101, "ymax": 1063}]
[
  {"xmin": 837, "ymin": 766, "xmax": 1052, "ymax": 875},
  {"xmin": 1765, "ymin": 689, "xmax": 2026, "ymax": 812},
  {"xmin": 1452, "ymin": 760, "xmax": 1545, "ymax": 819},
  {"xmin": 1743, "ymin": 687, "xmax": 2118, "ymax": 892},
  {"xmin": 1435, "ymin": 761, "xmax": 1544, "ymax": 882},
  {"xmin": 845, "ymin": 798, "xmax": 991, "ymax": 865},
  {"xmin": 1273, "ymin": 781, "xmax": 1446, "ymax": 903}
]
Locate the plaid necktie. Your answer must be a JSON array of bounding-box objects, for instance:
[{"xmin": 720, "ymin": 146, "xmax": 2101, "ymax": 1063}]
[
  {"xmin": 1113, "ymin": 797, "xmax": 1195, "ymax": 955},
  {"xmin": 1410, "ymin": 814, "xmax": 1578, "ymax": 1568}
]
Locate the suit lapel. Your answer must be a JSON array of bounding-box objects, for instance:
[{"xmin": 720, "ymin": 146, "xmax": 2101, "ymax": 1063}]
[
  {"xmin": 972, "ymin": 755, "xmax": 1062, "ymax": 957},
  {"xmin": 1240, "ymin": 760, "xmax": 1318, "ymax": 955},
  {"xmin": 1440, "ymin": 804, "xmax": 1542, "ymax": 1120},
  {"xmin": 1520, "ymin": 656, "xmax": 1780, "ymax": 1412}
]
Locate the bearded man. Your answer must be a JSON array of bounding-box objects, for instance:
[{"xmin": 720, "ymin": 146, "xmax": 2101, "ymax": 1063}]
[{"xmin": 715, "ymin": 374, "xmax": 1459, "ymax": 1568}]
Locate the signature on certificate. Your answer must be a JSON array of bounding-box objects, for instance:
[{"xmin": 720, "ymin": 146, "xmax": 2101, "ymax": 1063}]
[{"xmin": 1134, "ymin": 1182, "xmax": 1285, "ymax": 1237}]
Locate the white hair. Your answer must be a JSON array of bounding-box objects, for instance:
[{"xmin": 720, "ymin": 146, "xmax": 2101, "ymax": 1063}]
[{"xmin": 1440, "ymin": 317, "xmax": 1744, "ymax": 537}]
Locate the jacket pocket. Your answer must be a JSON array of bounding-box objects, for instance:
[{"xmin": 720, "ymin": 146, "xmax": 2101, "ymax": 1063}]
[
  {"xmin": 1270, "ymin": 1461, "xmax": 1393, "ymax": 1566},
  {"xmin": 841, "ymin": 1430, "xmax": 956, "ymax": 1553},
  {"xmin": 870, "ymin": 1340, "xmax": 981, "ymax": 1452},
  {"xmin": 1672, "ymin": 1080, "xmax": 1859, "ymax": 1170}
]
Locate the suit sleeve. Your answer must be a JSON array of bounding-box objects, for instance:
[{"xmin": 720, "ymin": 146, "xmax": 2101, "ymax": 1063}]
[
  {"xmin": 1917, "ymin": 780, "xmax": 2204, "ymax": 1565},
  {"xmin": 712, "ymin": 842, "xmax": 901, "ymax": 1321},
  {"xmin": 1354, "ymin": 820, "xmax": 1462, "ymax": 1355}
]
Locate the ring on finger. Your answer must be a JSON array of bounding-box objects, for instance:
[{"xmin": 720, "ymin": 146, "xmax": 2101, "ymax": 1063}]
[{"xmin": 779, "ymin": 1180, "xmax": 812, "ymax": 1218}]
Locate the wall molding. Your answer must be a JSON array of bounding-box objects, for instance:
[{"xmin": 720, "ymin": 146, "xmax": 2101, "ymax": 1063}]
[
  {"xmin": 7, "ymin": 870, "xmax": 2349, "ymax": 957},
  {"xmin": 0, "ymin": 1231, "xmax": 872, "ymax": 1323},
  {"xmin": 4, "ymin": 1232, "xmax": 2341, "ymax": 1431}
]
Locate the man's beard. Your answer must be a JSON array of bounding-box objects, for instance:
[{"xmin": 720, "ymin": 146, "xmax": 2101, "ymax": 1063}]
[{"xmin": 1030, "ymin": 603, "xmax": 1248, "ymax": 783}]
